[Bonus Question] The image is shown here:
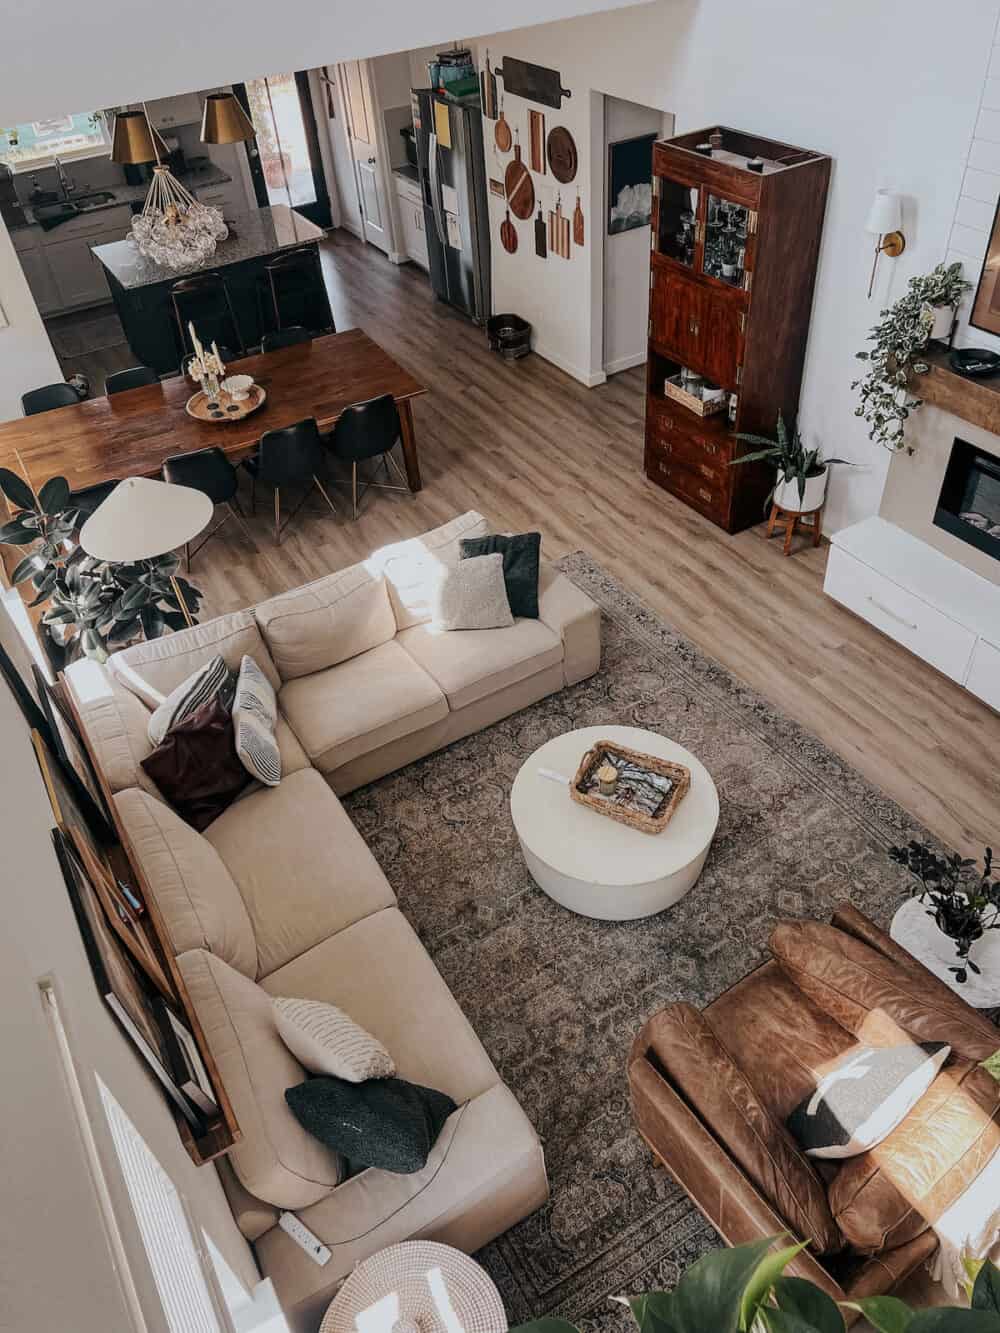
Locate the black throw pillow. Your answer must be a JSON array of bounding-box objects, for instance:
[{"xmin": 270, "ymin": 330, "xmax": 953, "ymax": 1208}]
[
  {"xmin": 460, "ymin": 532, "xmax": 541, "ymax": 618},
  {"xmin": 141, "ymin": 695, "xmax": 250, "ymax": 831},
  {"xmin": 786, "ymin": 1040, "xmax": 950, "ymax": 1160},
  {"xmin": 285, "ymin": 1075, "xmax": 457, "ymax": 1173}
]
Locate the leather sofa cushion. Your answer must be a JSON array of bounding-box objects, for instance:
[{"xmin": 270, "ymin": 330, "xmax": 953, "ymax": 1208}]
[
  {"xmin": 114, "ymin": 788, "xmax": 258, "ymax": 977},
  {"xmin": 278, "ymin": 641, "xmax": 447, "ymax": 775},
  {"xmin": 366, "ymin": 510, "xmax": 490, "ymax": 630},
  {"xmin": 255, "ymin": 565, "xmax": 397, "ymax": 681},
  {"xmin": 828, "ymin": 1060, "xmax": 1000, "ymax": 1253},
  {"xmin": 770, "ymin": 920, "xmax": 998, "ymax": 1063},
  {"xmin": 203, "ymin": 770, "xmax": 396, "ymax": 978},
  {"xmin": 178, "ymin": 948, "xmax": 345, "ymax": 1209},
  {"xmin": 397, "ymin": 618, "xmax": 563, "ymax": 711},
  {"xmin": 641, "ymin": 1002, "xmax": 843, "ymax": 1254}
]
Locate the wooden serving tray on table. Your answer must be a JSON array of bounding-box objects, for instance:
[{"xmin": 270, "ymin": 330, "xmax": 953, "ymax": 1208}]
[
  {"xmin": 185, "ymin": 383, "xmax": 267, "ymax": 422},
  {"xmin": 570, "ymin": 739, "xmax": 690, "ymax": 835}
]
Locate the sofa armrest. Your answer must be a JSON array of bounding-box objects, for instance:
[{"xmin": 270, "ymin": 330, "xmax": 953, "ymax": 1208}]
[{"xmin": 537, "ymin": 564, "xmax": 600, "ymax": 686}]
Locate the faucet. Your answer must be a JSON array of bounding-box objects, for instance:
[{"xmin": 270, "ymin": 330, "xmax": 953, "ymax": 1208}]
[{"xmin": 53, "ymin": 156, "xmax": 75, "ymax": 199}]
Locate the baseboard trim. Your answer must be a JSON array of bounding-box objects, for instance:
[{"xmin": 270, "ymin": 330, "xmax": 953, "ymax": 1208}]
[
  {"xmin": 532, "ymin": 340, "xmax": 607, "ymax": 388},
  {"xmin": 604, "ymin": 351, "xmax": 647, "ymax": 375}
]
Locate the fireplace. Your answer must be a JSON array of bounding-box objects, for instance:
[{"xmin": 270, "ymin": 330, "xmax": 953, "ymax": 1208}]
[{"xmin": 934, "ymin": 437, "xmax": 1000, "ymax": 564}]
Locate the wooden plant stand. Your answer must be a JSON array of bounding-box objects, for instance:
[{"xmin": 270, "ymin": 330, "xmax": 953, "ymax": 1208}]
[{"xmin": 767, "ymin": 501, "xmax": 824, "ymax": 555}]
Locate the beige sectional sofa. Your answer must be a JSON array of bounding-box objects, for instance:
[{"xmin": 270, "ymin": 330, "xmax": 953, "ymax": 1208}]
[{"xmin": 66, "ymin": 512, "xmax": 600, "ymax": 1332}]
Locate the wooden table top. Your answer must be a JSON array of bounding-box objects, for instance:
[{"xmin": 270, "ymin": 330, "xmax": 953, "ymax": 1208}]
[{"xmin": 0, "ymin": 330, "xmax": 426, "ymax": 494}]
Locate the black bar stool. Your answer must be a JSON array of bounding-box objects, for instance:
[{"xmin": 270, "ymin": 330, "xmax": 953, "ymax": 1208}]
[
  {"xmin": 161, "ymin": 448, "xmax": 253, "ymax": 569},
  {"xmin": 261, "ymin": 326, "xmax": 313, "ymax": 353},
  {"xmin": 21, "ymin": 382, "xmax": 80, "ymax": 415},
  {"xmin": 243, "ymin": 419, "xmax": 338, "ymax": 545},
  {"xmin": 172, "ymin": 272, "xmax": 245, "ymax": 359},
  {"xmin": 328, "ymin": 394, "xmax": 410, "ymax": 521},
  {"xmin": 67, "ymin": 480, "xmax": 120, "ymax": 524},
  {"xmin": 105, "ymin": 366, "xmax": 159, "ymax": 395},
  {"xmin": 265, "ymin": 247, "xmax": 335, "ymax": 337}
]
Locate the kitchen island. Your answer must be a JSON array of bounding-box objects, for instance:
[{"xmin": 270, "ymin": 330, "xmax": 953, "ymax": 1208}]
[{"xmin": 91, "ymin": 204, "xmax": 332, "ymax": 373}]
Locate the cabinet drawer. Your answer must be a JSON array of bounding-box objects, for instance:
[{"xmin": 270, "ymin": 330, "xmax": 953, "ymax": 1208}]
[
  {"xmin": 644, "ymin": 444, "xmax": 728, "ymax": 522},
  {"xmin": 647, "ymin": 408, "xmax": 731, "ymax": 479},
  {"xmin": 824, "ymin": 545, "xmax": 976, "ymax": 683},
  {"xmin": 966, "ymin": 637, "xmax": 1000, "ymax": 712}
]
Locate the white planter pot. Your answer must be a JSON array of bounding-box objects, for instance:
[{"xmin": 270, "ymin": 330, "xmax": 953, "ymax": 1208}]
[
  {"xmin": 929, "ymin": 304, "xmax": 954, "ymax": 341},
  {"xmin": 773, "ymin": 467, "xmax": 827, "ymax": 513},
  {"xmin": 891, "ymin": 896, "xmax": 1000, "ymax": 1008}
]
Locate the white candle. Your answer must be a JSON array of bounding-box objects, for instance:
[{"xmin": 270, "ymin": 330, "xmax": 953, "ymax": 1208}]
[{"xmin": 189, "ymin": 322, "xmax": 204, "ymax": 363}]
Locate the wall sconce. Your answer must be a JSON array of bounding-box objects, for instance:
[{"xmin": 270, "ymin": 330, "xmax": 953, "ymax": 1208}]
[{"xmin": 865, "ymin": 190, "xmax": 905, "ymax": 298}]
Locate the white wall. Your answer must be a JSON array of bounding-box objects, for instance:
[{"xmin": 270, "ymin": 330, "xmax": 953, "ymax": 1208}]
[
  {"xmin": 0, "ymin": 224, "xmax": 62, "ymax": 418},
  {"xmin": 473, "ymin": 0, "xmax": 998, "ymax": 532}
]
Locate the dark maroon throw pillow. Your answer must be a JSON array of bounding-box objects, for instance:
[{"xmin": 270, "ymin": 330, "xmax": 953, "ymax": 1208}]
[{"xmin": 141, "ymin": 695, "xmax": 250, "ymax": 831}]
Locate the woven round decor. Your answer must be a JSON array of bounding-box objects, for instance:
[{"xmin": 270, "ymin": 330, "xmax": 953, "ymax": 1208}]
[{"xmin": 321, "ymin": 1242, "xmax": 507, "ymax": 1333}]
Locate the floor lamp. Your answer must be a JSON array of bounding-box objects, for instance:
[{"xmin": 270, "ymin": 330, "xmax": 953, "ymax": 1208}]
[{"xmin": 79, "ymin": 477, "xmax": 213, "ymax": 629}]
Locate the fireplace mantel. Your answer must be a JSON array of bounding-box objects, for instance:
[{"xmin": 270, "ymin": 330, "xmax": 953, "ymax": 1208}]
[{"xmin": 912, "ymin": 345, "xmax": 1000, "ymax": 434}]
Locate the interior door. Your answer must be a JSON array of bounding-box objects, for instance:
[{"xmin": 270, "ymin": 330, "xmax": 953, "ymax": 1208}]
[
  {"xmin": 339, "ymin": 60, "xmax": 390, "ymax": 254},
  {"xmin": 233, "ymin": 73, "xmax": 331, "ymax": 228}
]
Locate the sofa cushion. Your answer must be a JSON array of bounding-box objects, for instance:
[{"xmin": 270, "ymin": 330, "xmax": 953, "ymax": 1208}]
[
  {"xmin": 140, "ymin": 695, "xmax": 251, "ymax": 832},
  {"xmin": 255, "ymin": 565, "xmax": 396, "ymax": 681},
  {"xmin": 397, "ymin": 618, "xmax": 563, "ymax": 712},
  {"xmin": 178, "ymin": 948, "xmax": 345, "ymax": 1209},
  {"xmin": 460, "ymin": 532, "xmax": 541, "ymax": 618},
  {"xmin": 260, "ymin": 907, "xmax": 499, "ymax": 1106},
  {"xmin": 148, "ymin": 654, "xmax": 236, "ymax": 746},
  {"xmin": 64, "ymin": 659, "xmax": 162, "ymax": 799},
  {"xmin": 109, "ymin": 609, "xmax": 281, "ymax": 704},
  {"xmin": 273, "ymin": 996, "xmax": 395, "ymax": 1081},
  {"xmin": 202, "ymin": 769, "xmax": 396, "ymax": 977},
  {"xmin": 770, "ymin": 920, "xmax": 998, "ymax": 1063},
  {"xmin": 278, "ymin": 641, "xmax": 447, "ymax": 775},
  {"xmin": 641, "ymin": 1002, "xmax": 843, "ymax": 1254},
  {"xmin": 828, "ymin": 1060, "xmax": 1000, "ymax": 1253},
  {"xmin": 114, "ymin": 788, "xmax": 257, "ymax": 976},
  {"xmin": 366, "ymin": 511, "xmax": 490, "ymax": 630},
  {"xmin": 431, "ymin": 552, "xmax": 513, "ymax": 631}
]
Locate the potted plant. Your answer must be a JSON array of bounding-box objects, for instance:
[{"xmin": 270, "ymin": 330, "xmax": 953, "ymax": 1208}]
[
  {"xmin": 729, "ymin": 413, "xmax": 853, "ymax": 513},
  {"xmin": 852, "ymin": 262, "xmax": 971, "ymax": 453},
  {"xmin": 0, "ymin": 468, "xmax": 200, "ymax": 664},
  {"xmin": 889, "ymin": 840, "xmax": 1000, "ymax": 988},
  {"xmin": 512, "ymin": 1236, "xmax": 1000, "ymax": 1333}
]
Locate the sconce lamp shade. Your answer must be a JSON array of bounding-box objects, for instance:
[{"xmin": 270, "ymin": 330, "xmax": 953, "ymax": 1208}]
[
  {"xmin": 866, "ymin": 190, "xmax": 903, "ymax": 236},
  {"xmin": 79, "ymin": 477, "xmax": 213, "ymax": 562},
  {"xmin": 201, "ymin": 93, "xmax": 256, "ymax": 144},
  {"xmin": 111, "ymin": 110, "xmax": 168, "ymax": 165}
]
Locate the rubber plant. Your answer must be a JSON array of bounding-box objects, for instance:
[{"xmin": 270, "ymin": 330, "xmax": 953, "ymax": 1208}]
[
  {"xmin": 729, "ymin": 412, "xmax": 853, "ymax": 509},
  {"xmin": 0, "ymin": 467, "xmax": 201, "ymax": 663},
  {"xmin": 890, "ymin": 841, "xmax": 1000, "ymax": 985},
  {"xmin": 511, "ymin": 1237, "xmax": 1000, "ymax": 1333},
  {"xmin": 852, "ymin": 262, "xmax": 971, "ymax": 454}
]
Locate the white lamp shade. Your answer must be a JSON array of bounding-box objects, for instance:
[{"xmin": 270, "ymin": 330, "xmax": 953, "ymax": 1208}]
[
  {"xmin": 79, "ymin": 476, "xmax": 213, "ymax": 562},
  {"xmin": 866, "ymin": 190, "xmax": 902, "ymax": 236}
]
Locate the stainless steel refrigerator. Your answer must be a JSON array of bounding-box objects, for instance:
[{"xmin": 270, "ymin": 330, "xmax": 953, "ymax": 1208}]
[{"xmin": 411, "ymin": 88, "xmax": 491, "ymax": 324}]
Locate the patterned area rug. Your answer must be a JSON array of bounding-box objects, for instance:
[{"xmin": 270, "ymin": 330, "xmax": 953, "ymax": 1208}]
[
  {"xmin": 342, "ymin": 552, "xmax": 939, "ymax": 1331},
  {"xmin": 47, "ymin": 311, "xmax": 126, "ymax": 358}
]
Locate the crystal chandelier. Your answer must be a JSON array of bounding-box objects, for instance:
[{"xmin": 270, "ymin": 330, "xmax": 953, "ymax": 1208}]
[{"xmin": 111, "ymin": 106, "xmax": 228, "ymax": 270}]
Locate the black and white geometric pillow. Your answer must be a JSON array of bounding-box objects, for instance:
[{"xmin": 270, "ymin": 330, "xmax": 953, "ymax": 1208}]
[
  {"xmin": 147, "ymin": 654, "xmax": 236, "ymax": 746},
  {"xmin": 233, "ymin": 655, "xmax": 280, "ymax": 786},
  {"xmin": 787, "ymin": 1041, "xmax": 950, "ymax": 1160}
]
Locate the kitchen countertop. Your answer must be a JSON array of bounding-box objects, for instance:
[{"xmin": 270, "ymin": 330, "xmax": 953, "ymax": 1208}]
[
  {"xmin": 6, "ymin": 160, "xmax": 234, "ymax": 231},
  {"xmin": 91, "ymin": 203, "xmax": 325, "ymax": 289}
]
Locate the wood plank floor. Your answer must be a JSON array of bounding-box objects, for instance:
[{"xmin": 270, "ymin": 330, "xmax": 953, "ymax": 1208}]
[{"xmin": 56, "ymin": 230, "xmax": 1000, "ymax": 858}]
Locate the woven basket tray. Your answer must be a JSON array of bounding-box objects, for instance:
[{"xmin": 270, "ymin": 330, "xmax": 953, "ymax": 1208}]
[{"xmin": 570, "ymin": 739, "xmax": 690, "ymax": 835}]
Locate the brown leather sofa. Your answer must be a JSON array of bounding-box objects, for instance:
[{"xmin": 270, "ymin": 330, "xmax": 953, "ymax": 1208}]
[{"xmin": 628, "ymin": 904, "xmax": 1000, "ymax": 1317}]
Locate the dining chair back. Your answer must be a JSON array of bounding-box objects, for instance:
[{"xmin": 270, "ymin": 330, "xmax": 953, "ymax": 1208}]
[
  {"xmin": 328, "ymin": 393, "xmax": 408, "ymax": 520},
  {"xmin": 261, "ymin": 326, "xmax": 313, "ymax": 353},
  {"xmin": 246, "ymin": 418, "xmax": 338, "ymax": 544},
  {"xmin": 105, "ymin": 366, "xmax": 159, "ymax": 395},
  {"xmin": 67, "ymin": 479, "xmax": 119, "ymax": 524},
  {"xmin": 265, "ymin": 247, "xmax": 335, "ymax": 337},
  {"xmin": 172, "ymin": 272, "xmax": 245, "ymax": 358},
  {"xmin": 21, "ymin": 382, "xmax": 80, "ymax": 416},
  {"xmin": 162, "ymin": 447, "xmax": 250, "ymax": 569}
]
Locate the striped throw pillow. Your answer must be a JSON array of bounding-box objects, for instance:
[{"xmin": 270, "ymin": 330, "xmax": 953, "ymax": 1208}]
[
  {"xmin": 147, "ymin": 654, "xmax": 235, "ymax": 746},
  {"xmin": 273, "ymin": 997, "xmax": 396, "ymax": 1082},
  {"xmin": 233, "ymin": 655, "xmax": 280, "ymax": 786}
]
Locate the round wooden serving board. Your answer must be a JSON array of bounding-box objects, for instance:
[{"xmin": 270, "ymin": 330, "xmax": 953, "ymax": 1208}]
[
  {"xmin": 185, "ymin": 384, "xmax": 267, "ymax": 423},
  {"xmin": 547, "ymin": 125, "xmax": 578, "ymax": 183},
  {"xmin": 504, "ymin": 143, "xmax": 535, "ymax": 220}
]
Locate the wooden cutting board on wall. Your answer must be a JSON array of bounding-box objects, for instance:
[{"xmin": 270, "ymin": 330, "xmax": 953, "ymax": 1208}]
[
  {"xmin": 548, "ymin": 198, "xmax": 570, "ymax": 258},
  {"xmin": 573, "ymin": 194, "xmax": 584, "ymax": 248},
  {"xmin": 529, "ymin": 110, "xmax": 546, "ymax": 174}
]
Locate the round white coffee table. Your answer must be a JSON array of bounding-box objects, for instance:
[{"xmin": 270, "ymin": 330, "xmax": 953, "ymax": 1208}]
[{"xmin": 510, "ymin": 724, "xmax": 719, "ymax": 920}]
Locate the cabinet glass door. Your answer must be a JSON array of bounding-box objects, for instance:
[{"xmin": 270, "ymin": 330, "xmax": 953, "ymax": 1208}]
[
  {"xmin": 656, "ymin": 177, "xmax": 699, "ymax": 269},
  {"xmin": 703, "ymin": 193, "xmax": 751, "ymax": 288}
]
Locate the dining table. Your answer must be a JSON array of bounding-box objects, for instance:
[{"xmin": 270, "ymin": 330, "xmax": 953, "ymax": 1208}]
[{"xmin": 0, "ymin": 329, "xmax": 426, "ymax": 501}]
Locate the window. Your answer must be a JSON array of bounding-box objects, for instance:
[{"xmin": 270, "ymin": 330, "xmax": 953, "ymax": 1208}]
[{"xmin": 0, "ymin": 112, "xmax": 112, "ymax": 172}]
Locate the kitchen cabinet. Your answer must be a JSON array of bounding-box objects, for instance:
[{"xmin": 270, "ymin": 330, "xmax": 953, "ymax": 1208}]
[
  {"xmin": 146, "ymin": 93, "xmax": 203, "ymax": 129},
  {"xmin": 192, "ymin": 181, "xmax": 249, "ymax": 221},
  {"xmin": 393, "ymin": 174, "xmax": 428, "ymax": 270},
  {"xmin": 44, "ymin": 205, "xmax": 132, "ymax": 310},
  {"xmin": 19, "ymin": 247, "xmax": 61, "ymax": 315}
]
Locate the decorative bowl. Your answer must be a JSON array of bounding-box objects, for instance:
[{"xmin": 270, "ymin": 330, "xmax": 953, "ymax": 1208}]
[{"xmin": 222, "ymin": 374, "xmax": 254, "ymax": 402}]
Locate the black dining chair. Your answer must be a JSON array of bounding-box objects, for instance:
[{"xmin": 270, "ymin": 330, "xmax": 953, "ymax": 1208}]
[
  {"xmin": 261, "ymin": 326, "xmax": 313, "ymax": 353},
  {"xmin": 67, "ymin": 479, "xmax": 120, "ymax": 525},
  {"xmin": 328, "ymin": 394, "xmax": 410, "ymax": 521},
  {"xmin": 21, "ymin": 382, "xmax": 80, "ymax": 416},
  {"xmin": 105, "ymin": 366, "xmax": 159, "ymax": 395},
  {"xmin": 243, "ymin": 419, "xmax": 338, "ymax": 545},
  {"xmin": 172, "ymin": 272, "xmax": 245, "ymax": 359},
  {"xmin": 264, "ymin": 247, "xmax": 335, "ymax": 337},
  {"xmin": 161, "ymin": 448, "xmax": 253, "ymax": 569}
]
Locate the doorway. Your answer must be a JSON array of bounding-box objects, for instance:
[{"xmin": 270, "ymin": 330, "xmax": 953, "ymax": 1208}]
[
  {"xmin": 336, "ymin": 60, "xmax": 392, "ymax": 255},
  {"xmin": 234, "ymin": 72, "xmax": 332, "ymax": 228}
]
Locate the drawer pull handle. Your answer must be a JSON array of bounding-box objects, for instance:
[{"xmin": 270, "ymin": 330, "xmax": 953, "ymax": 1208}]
[
  {"xmin": 698, "ymin": 487, "xmax": 712, "ymax": 502},
  {"xmin": 867, "ymin": 596, "xmax": 917, "ymax": 630}
]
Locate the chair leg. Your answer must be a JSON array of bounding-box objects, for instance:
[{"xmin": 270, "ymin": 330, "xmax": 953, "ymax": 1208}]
[
  {"xmin": 385, "ymin": 448, "xmax": 409, "ymax": 488},
  {"xmin": 312, "ymin": 474, "xmax": 339, "ymax": 518},
  {"xmin": 184, "ymin": 541, "xmax": 191, "ymax": 572},
  {"xmin": 274, "ymin": 488, "xmax": 281, "ymax": 546},
  {"xmin": 224, "ymin": 501, "xmax": 254, "ymax": 546},
  {"xmin": 352, "ymin": 462, "xmax": 359, "ymax": 521}
]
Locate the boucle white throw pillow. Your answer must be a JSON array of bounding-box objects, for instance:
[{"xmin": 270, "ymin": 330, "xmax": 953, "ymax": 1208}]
[
  {"xmin": 233, "ymin": 655, "xmax": 280, "ymax": 786},
  {"xmin": 273, "ymin": 997, "xmax": 395, "ymax": 1082},
  {"xmin": 431, "ymin": 552, "xmax": 513, "ymax": 631},
  {"xmin": 147, "ymin": 654, "xmax": 234, "ymax": 746}
]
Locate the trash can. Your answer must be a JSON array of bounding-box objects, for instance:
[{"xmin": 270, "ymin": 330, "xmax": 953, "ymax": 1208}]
[{"xmin": 487, "ymin": 314, "xmax": 532, "ymax": 362}]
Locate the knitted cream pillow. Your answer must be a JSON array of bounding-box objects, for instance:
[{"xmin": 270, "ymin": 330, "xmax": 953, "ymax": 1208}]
[
  {"xmin": 431, "ymin": 551, "xmax": 513, "ymax": 631},
  {"xmin": 273, "ymin": 997, "xmax": 395, "ymax": 1082}
]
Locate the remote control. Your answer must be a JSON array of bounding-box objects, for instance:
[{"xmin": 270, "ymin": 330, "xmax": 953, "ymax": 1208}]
[{"xmin": 278, "ymin": 1212, "xmax": 331, "ymax": 1266}]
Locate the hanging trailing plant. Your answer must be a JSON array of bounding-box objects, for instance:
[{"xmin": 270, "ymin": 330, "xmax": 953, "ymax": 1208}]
[{"xmin": 852, "ymin": 262, "xmax": 971, "ymax": 453}]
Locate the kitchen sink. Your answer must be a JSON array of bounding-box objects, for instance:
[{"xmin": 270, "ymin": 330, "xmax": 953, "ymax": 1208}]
[
  {"xmin": 75, "ymin": 190, "xmax": 117, "ymax": 210},
  {"xmin": 33, "ymin": 202, "xmax": 80, "ymax": 226}
]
